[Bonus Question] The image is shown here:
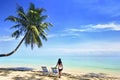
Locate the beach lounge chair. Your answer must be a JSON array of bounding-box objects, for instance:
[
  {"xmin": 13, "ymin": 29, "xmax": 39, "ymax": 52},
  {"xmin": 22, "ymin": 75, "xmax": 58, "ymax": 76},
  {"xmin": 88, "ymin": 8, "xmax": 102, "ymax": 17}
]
[
  {"xmin": 51, "ymin": 67, "xmax": 58, "ymax": 76},
  {"xmin": 41, "ymin": 66, "xmax": 49, "ymax": 75}
]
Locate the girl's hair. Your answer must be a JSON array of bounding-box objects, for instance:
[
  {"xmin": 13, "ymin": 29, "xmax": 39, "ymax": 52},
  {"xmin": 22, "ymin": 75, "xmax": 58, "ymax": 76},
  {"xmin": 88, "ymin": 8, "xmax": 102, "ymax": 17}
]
[{"xmin": 57, "ymin": 58, "xmax": 62, "ymax": 65}]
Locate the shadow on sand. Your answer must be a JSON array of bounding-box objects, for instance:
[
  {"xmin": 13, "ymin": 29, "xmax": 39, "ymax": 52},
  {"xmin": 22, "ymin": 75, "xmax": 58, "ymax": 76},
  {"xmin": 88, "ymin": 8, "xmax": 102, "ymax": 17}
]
[{"xmin": 0, "ymin": 67, "xmax": 33, "ymax": 71}]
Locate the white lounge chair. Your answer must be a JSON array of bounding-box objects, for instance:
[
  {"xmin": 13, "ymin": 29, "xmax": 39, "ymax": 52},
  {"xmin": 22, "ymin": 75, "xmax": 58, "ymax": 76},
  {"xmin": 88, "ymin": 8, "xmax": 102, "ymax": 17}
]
[
  {"xmin": 41, "ymin": 66, "xmax": 49, "ymax": 75},
  {"xmin": 51, "ymin": 67, "xmax": 58, "ymax": 76}
]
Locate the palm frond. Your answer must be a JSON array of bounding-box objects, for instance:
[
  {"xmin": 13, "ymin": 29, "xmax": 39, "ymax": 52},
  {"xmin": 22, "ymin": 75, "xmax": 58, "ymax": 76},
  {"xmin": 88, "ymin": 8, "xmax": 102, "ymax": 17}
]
[
  {"xmin": 10, "ymin": 24, "xmax": 21, "ymax": 29},
  {"xmin": 16, "ymin": 5, "xmax": 27, "ymax": 20},
  {"xmin": 31, "ymin": 25, "xmax": 39, "ymax": 36},
  {"xmin": 25, "ymin": 32, "xmax": 31, "ymax": 47},
  {"xmin": 5, "ymin": 16, "xmax": 18, "ymax": 22},
  {"xmin": 37, "ymin": 8, "xmax": 46, "ymax": 15},
  {"xmin": 33, "ymin": 33, "xmax": 42, "ymax": 48},
  {"xmin": 40, "ymin": 33, "xmax": 47, "ymax": 41},
  {"xmin": 39, "ymin": 15, "xmax": 48, "ymax": 22},
  {"xmin": 35, "ymin": 35, "xmax": 42, "ymax": 48},
  {"xmin": 39, "ymin": 22, "xmax": 53, "ymax": 31},
  {"xmin": 11, "ymin": 30, "xmax": 21, "ymax": 39},
  {"xmin": 18, "ymin": 12, "xmax": 28, "ymax": 20},
  {"xmin": 29, "ymin": 3, "xmax": 35, "ymax": 10}
]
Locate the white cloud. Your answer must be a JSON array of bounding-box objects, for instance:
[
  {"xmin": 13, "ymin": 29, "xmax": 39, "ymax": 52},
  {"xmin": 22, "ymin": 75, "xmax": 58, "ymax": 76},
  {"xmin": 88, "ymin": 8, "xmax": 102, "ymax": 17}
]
[
  {"xmin": 47, "ymin": 32, "xmax": 80, "ymax": 39},
  {"xmin": 90, "ymin": 23, "xmax": 120, "ymax": 31},
  {"xmin": 64, "ymin": 28, "xmax": 90, "ymax": 32},
  {"xmin": 0, "ymin": 36, "xmax": 15, "ymax": 42},
  {"xmin": 60, "ymin": 33, "xmax": 79, "ymax": 37},
  {"xmin": 43, "ymin": 42, "xmax": 120, "ymax": 54},
  {"xmin": 47, "ymin": 23, "xmax": 120, "ymax": 39},
  {"xmin": 47, "ymin": 34, "xmax": 57, "ymax": 38},
  {"xmin": 0, "ymin": 36, "xmax": 23, "ymax": 42},
  {"xmin": 65, "ymin": 23, "xmax": 120, "ymax": 33}
]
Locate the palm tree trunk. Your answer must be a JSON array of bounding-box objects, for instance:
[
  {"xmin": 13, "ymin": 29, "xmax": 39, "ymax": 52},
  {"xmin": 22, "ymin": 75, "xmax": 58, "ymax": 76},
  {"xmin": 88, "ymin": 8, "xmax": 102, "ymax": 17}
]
[{"xmin": 0, "ymin": 34, "xmax": 26, "ymax": 57}]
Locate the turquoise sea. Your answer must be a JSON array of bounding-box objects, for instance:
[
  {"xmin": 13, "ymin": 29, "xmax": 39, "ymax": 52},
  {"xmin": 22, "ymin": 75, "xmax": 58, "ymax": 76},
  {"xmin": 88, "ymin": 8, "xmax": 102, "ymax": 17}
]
[{"xmin": 0, "ymin": 52, "xmax": 120, "ymax": 74}]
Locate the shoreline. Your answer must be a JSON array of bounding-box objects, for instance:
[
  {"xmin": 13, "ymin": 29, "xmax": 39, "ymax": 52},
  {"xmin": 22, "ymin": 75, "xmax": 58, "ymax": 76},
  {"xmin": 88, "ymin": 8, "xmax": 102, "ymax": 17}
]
[
  {"xmin": 0, "ymin": 66, "xmax": 120, "ymax": 80},
  {"xmin": 1, "ymin": 65, "xmax": 120, "ymax": 76}
]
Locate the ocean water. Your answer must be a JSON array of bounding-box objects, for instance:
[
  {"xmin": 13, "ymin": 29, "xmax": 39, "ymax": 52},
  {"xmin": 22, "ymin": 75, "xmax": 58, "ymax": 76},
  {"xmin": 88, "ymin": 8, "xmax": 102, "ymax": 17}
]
[{"xmin": 0, "ymin": 52, "xmax": 120, "ymax": 74}]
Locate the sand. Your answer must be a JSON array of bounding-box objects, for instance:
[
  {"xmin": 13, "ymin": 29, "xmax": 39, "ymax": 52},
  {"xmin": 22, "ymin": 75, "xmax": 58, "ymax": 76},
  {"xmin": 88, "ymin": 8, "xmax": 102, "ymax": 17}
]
[{"xmin": 0, "ymin": 67, "xmax": 120, "ymax": 80}]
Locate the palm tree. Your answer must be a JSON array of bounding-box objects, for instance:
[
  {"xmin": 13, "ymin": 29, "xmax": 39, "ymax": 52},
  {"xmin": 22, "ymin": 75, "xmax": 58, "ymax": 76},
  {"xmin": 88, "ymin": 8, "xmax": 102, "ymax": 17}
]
[{"xmin": 0, "ymin": 3, "xmax": 52, "ymax": 57}]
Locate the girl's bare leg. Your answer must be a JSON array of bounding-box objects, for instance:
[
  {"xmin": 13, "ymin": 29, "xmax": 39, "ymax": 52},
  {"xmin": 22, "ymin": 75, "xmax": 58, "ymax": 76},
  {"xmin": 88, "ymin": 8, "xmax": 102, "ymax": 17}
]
[{"xmin": 59, "ymin": 71, "xmax": 62, "ymax": 78}]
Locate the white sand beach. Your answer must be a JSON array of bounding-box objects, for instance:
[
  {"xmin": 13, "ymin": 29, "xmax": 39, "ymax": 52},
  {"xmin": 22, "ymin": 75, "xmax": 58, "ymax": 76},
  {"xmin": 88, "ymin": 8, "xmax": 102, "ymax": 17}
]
[{"xmin": 0, "ymin": 67, "xmax": 120, "ymax": 80}]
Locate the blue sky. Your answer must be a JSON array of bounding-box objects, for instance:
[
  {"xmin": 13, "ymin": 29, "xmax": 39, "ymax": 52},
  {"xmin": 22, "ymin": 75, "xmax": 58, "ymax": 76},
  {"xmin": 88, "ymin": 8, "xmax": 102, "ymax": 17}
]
[{"xmin": 0, "ymin": 0, "xmax": 120, "ymax": 57}]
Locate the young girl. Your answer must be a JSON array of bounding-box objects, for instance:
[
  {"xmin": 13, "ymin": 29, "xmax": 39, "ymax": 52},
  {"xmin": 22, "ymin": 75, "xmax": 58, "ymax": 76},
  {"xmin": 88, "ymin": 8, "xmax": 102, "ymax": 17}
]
[{"xmin": 56, "ymin": 58, "xmax": 63, "ymax": 78}]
